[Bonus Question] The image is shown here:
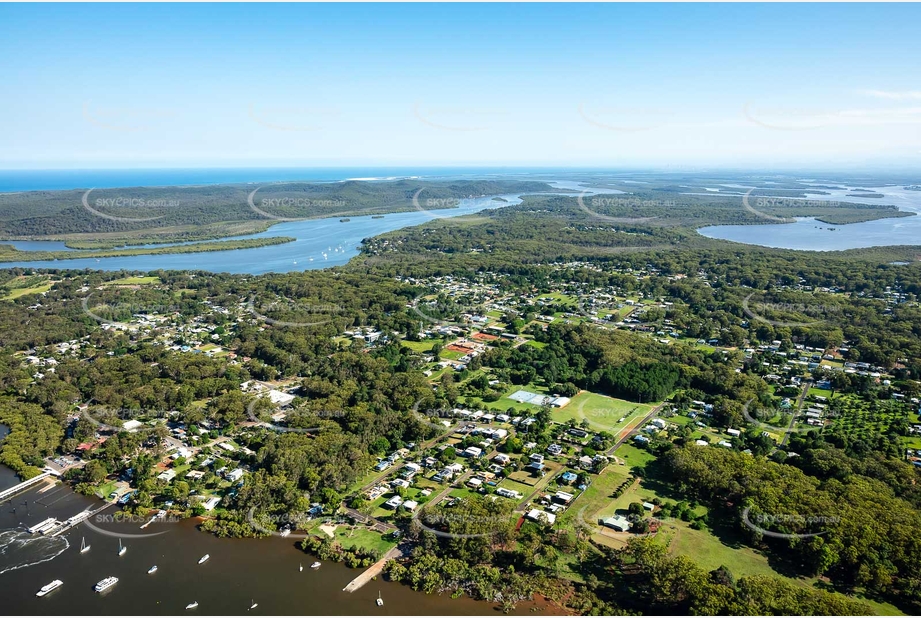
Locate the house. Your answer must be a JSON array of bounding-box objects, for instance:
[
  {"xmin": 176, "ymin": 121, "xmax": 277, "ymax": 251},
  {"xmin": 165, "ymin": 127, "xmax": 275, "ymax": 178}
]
[
  {"xmin": 578, "ymin": 455, "xmax": 594, "ymax": 470},
  {"xmin": 391, "ymin": 478, "xmax": 411, "ymax": 489},
  {"xmin": 463, "ymin": 446, "xmax": 483, "ymax": 458},
  {"xmin": 547, "ymin": 443, "xmax": 563, "ymax": 456},
  {"xmin": 526, "ymin": 509, "xmax": 556, "ymax": 525},
  {"xmin": 529, "ymin": 453, "xmax": 545, "ymax": 464},
  {"xmin": 226, "ymin": 468, "xmax": 245, "ymax": 483},
  {"xmin": 492, "ymin": 453, "xmax": 511, "ymax": 466},
  {"xmin": 560, "ymin": 471, "xmax": 578, "ymax": 484},
  {"xmin": 200, "ymin": 496, "xmax": 221, "ymax": 511},
  {"xmin": 694, "ymin": 439, "xmax": 709, "ymax": 447},
  {"xmin": 553, "ymin": 491, "xmax": 574, "ymax": 505},
  {"xmin": 726, "ymin": 428, "xmax": 741, "ymax": 437},
  {"xmin": 157, "ymin": 470, "xmax": 177, "ymax": 482},
  {"xmin": 568, "ymin": 428, "xmax": 589, "ymax": 439},
  {"xmin": 384, "ymin": 495, "xmax": 404, "ymax": 509},
  {"xmin": 496, "ymin": 487, "xmax": 521, "ymax": 499},
  {"xmin": 402, "ymin": 500, "xmax": 419, "ymax": 512},
  {"xmin": 601, "ymin": 515, "xmax": 631, "ymax": 532},
  {"xmin": 467, "ymin": 477, "xmax": 484, "ymax": 488},
  {"xmin": 642, "ymin": 502, "xmax": 655, "ymax": 511},
  {"xmin": 634, "ymin": 435, "xmax": 650, "ymax": 444},
  {"xmin": 401, "ymin": 463, "xmax": 422, "ymax": 479}
]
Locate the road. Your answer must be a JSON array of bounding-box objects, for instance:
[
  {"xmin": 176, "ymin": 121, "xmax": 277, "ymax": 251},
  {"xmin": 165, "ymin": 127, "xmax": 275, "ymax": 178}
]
[{"xmin": 780, "ymin": 381, "xmax": 811, "ymax": 447}]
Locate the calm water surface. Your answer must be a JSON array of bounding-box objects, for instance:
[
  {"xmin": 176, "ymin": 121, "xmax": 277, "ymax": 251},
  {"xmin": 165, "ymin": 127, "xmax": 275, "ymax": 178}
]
[
  {"xmin": 0, "ymin": 483, "xmax": 560, "ymax": 616},
  {"xmin": 698, "ymin": 185, "xmax": 921, "ymax": 251}
]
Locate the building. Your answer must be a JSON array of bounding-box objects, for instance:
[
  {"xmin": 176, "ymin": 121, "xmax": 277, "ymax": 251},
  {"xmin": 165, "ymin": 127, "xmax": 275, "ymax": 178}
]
[
  {"xmin": 601, "ymin": 515, "xmax": 631, "ymax": 532},
  {"xmin": 526, "ymin": 509, "xmax": 556, "ymax": 525}
]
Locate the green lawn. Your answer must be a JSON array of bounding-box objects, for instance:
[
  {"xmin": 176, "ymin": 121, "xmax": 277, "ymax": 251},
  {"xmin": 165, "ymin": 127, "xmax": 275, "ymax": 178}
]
[
  {"xmin": 106, "ymin": 275, "xmax": 161, "ymax": 286},
  {"xmin": 331, "ymin": 526, "xmax": 397, "ymax": 555},
  {"xmin": 613, "ymin": 443, "xmax": 657, "ymax": 467},
  {"xmin": 555, "ymin": 391, "xmax": 653, "ymax": 433},
  {"xmin": 2, "ymin": 281, "xmax": 54, "ymax": 300}
]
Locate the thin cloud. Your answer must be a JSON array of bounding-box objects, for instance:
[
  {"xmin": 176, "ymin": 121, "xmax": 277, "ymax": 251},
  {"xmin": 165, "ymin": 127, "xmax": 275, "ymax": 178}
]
[{"xmin": 858, "ymin": 89, "xmax": 921, "ymax": 101}]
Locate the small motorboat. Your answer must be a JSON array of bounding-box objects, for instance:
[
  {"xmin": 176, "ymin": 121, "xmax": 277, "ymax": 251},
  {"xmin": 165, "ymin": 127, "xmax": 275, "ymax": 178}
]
[
  {"xmin": 148, "ymin": 565, "xmax": 158, "ymax": 574},
  {"xmin": 310, "ymin": 561, "xmax": 321, "ymax": 569},
  {"xmin": 198, "ymin": 554, "xmax": 210, "ymax": 564},
  {"xmin": 185, "ymin": 601, "xmax": 198, "ymax": 610},
  {"xmin": 377, "ymin": 591, "xmax": 383, "ymax": 607},
  {"xmin": 80, "ymin": 536, "xmax": 91, "ymax": 553},
  {"xmin": 117, "ymin": 538, "xmax": 126, "ymax": 556},
  {"xmin": 249, "ymin": 600, "xmax": 258, "ymax": 610},
  {"xmin": 299, "ymin": 563, "xmax": 303, "ymax": 572}
]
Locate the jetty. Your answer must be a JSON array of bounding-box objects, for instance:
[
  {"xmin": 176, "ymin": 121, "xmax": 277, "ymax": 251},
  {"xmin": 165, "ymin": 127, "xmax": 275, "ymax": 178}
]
[
  {"xmin": 342, "ymin": 545, "xmax": 403, "ymax": 593},
  {"xmin": 47, "ymin": 502, "xmax": 115, "ymax": 537},
  {"xmin": 0, "ymin": 471, "xmax": 55, "ymax": 502}
]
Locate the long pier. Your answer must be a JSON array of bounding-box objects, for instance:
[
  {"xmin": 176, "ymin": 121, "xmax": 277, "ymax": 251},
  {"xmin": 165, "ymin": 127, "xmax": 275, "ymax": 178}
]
[
  {"xmin": 0, "ymin": 471, "xmax": 55, "ymax": 502},
  {"xmin": 342, "ymin": 545, "xmax": 403, "ymax": 593},
  {"xmin": 47, "ymin": 501, "xmax": 115, "ymax": 537}
]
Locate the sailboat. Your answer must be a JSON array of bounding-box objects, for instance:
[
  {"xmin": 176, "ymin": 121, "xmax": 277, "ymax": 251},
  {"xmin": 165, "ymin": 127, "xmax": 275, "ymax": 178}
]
[
  {"xmin": 249, "ymin": 600, "xmax": 258, "ymax": 610},
  {"xmin": 376, "ymin": 591, "xmax": 383, "ymax": 607},
  {"xmin": 117, "ymin": 538, "xmax": 126, "ymax": 556},
  {"xmin": 80, "ymin": 536, "xmax": 91, "ymax": 553}
]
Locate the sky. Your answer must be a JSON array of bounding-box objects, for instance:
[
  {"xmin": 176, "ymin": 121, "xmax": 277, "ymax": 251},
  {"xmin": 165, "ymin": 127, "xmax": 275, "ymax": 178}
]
[{"xmin": 1, "ymin": 3, "xmax": 920, "ymax": 171}]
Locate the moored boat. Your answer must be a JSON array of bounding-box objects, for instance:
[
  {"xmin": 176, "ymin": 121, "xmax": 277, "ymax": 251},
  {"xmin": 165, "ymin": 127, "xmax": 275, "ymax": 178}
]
[
  {"xmin": 36, "ymin": 580, "xmax": 63, "ymax": 597},
  {"xmin": 148, "ymin": 565, "xmax": 158, "ymax": 574},
  {"xmin": 198, "ymin": 554, "xmax": 209, "ymax": 564},
  {"xmin": 310, "ymin": 561, "xmax": 321, "ymax": 569},
  {"xmin": 94, "ymin": 576, "xmax": 118, "ymax": 593},
  {"xmin": 185, "ymin": 601, "xmax": 198, "ymax": 610}
]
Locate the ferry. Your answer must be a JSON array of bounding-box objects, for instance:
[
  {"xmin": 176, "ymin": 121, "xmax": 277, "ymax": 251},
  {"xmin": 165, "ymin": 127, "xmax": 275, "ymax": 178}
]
[
  {"xmin": 185, "ymin": 601, "xmax": 199, "ymax": 610},
  {"xmin": 94, "ymin": 576, "xmax": 118, "ymax": 593},
  {"xmin": 36, "ymin": 580, "xmax": 63, "ymax": 597},
  {"xmin": 198, "ymin": 554, "xmax": 210, "ymax": 564},
  {"xmin": 148, "ymin": 565, "xmax": 158, "ymax": 574}
]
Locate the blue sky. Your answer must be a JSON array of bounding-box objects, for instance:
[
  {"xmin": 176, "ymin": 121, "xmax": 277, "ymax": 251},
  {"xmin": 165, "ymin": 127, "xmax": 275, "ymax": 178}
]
[{"xmin": 1, "ymin": 3, "xmax": 919, "ymax": 170}]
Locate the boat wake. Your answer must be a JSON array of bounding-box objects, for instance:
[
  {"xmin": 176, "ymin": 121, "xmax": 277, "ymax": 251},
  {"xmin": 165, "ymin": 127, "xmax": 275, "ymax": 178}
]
[{"xmin": 0, "ymin": 529, "xmax": 70, "ymax": 574}]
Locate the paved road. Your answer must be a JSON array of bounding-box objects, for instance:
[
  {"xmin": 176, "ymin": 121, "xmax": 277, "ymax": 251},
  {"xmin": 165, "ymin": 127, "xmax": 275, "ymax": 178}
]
[{"xmin": 781, "ymin": 381, "xmax": 811, "ymax": 447}]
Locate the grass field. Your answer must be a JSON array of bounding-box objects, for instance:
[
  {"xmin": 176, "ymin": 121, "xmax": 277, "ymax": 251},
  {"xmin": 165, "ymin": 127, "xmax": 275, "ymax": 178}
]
[
  {"xmin": 106, "ymin": 275, "xmax": 161, "ymax": 286},
  {"xmin": 1, "ymin": 281, "xmax": 54, "ymax": 300},
  {"xmin": 554, "ymin": 391, "xmax": 654, "ymax": 433}
]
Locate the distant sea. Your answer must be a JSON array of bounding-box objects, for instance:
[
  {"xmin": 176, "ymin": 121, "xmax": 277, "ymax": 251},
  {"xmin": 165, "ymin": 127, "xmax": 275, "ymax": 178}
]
[{"xmin": 0, "ymin": 167, "xmax": 574, "ymax": 193}]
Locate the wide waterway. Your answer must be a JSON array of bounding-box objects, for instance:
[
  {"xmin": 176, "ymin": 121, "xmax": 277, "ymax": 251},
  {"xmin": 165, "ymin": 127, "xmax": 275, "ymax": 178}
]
[
  {"xmin": 697, "ymin": 184, "xmax": 921, "ymax": 251},
  {"xmin": 0, "ymin": 481, "xmax": 561, "ymax": 615}
]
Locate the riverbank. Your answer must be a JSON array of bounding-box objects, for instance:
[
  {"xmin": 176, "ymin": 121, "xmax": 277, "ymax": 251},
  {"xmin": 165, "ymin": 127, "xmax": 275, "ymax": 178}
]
[
  {"xmin": 0, "ymin": 482, "xmax": 562, "ymax": 616},
  {"xmin": 0, "ymin": 237, "xmax": 295, "ymax": 263}
]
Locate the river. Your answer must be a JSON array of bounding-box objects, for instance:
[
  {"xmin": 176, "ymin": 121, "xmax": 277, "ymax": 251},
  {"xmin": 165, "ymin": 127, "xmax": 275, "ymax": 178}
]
[
  {"xmin": 697, "ymin": 184, "xmax": 921, "ymax": 251},
  {"xmin": 0, "ymin": 482, "xmax": 561, "ymax": 616}
]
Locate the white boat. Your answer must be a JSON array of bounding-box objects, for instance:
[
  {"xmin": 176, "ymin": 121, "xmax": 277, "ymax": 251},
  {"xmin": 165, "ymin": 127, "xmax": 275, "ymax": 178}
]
[
  {"xmin": 148, "ymin": 565, "xmax": 158, "ymax": 574},
  {"xmin": 198, "ymin": 554, "xmax": 210, "ymax": 564},
  {"xmin": 94, "ymin": 576, "xmax": 118, "ymax": 593},
  {"xmin": 36, "ymin": 580, "xmax": 63, "ymax": 597},
  {"xmin": 310, "ymin": 561, "xmax": 321, "ymax": 569},
  {"xmin": 377, "ymin": 591, "xmax": 383, "ymax": 607},
  {"xmin": 299, "ymin": 562, "xmax": 303, "ymax": 572},
  {"xmin": 80, "ymin": 536, "xmax": 91, "ymax": 553},
  {"xmin": 118, "ymin": 538, "xmax": 126, "ymax": 556},
  {"xmin": 185, "ymin": 601, "xmax": 198, "ymax": 610},
  {"xmin": 249, "ymin": 600, "xmax": 258, "ymax": 610},
  {"xmin": 279, "ymin": 528, "xmax": 291, "ymax": 537},
  {"xmin": 292, "ymin": 261, "xmax": 297, "ymax": 265}
]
